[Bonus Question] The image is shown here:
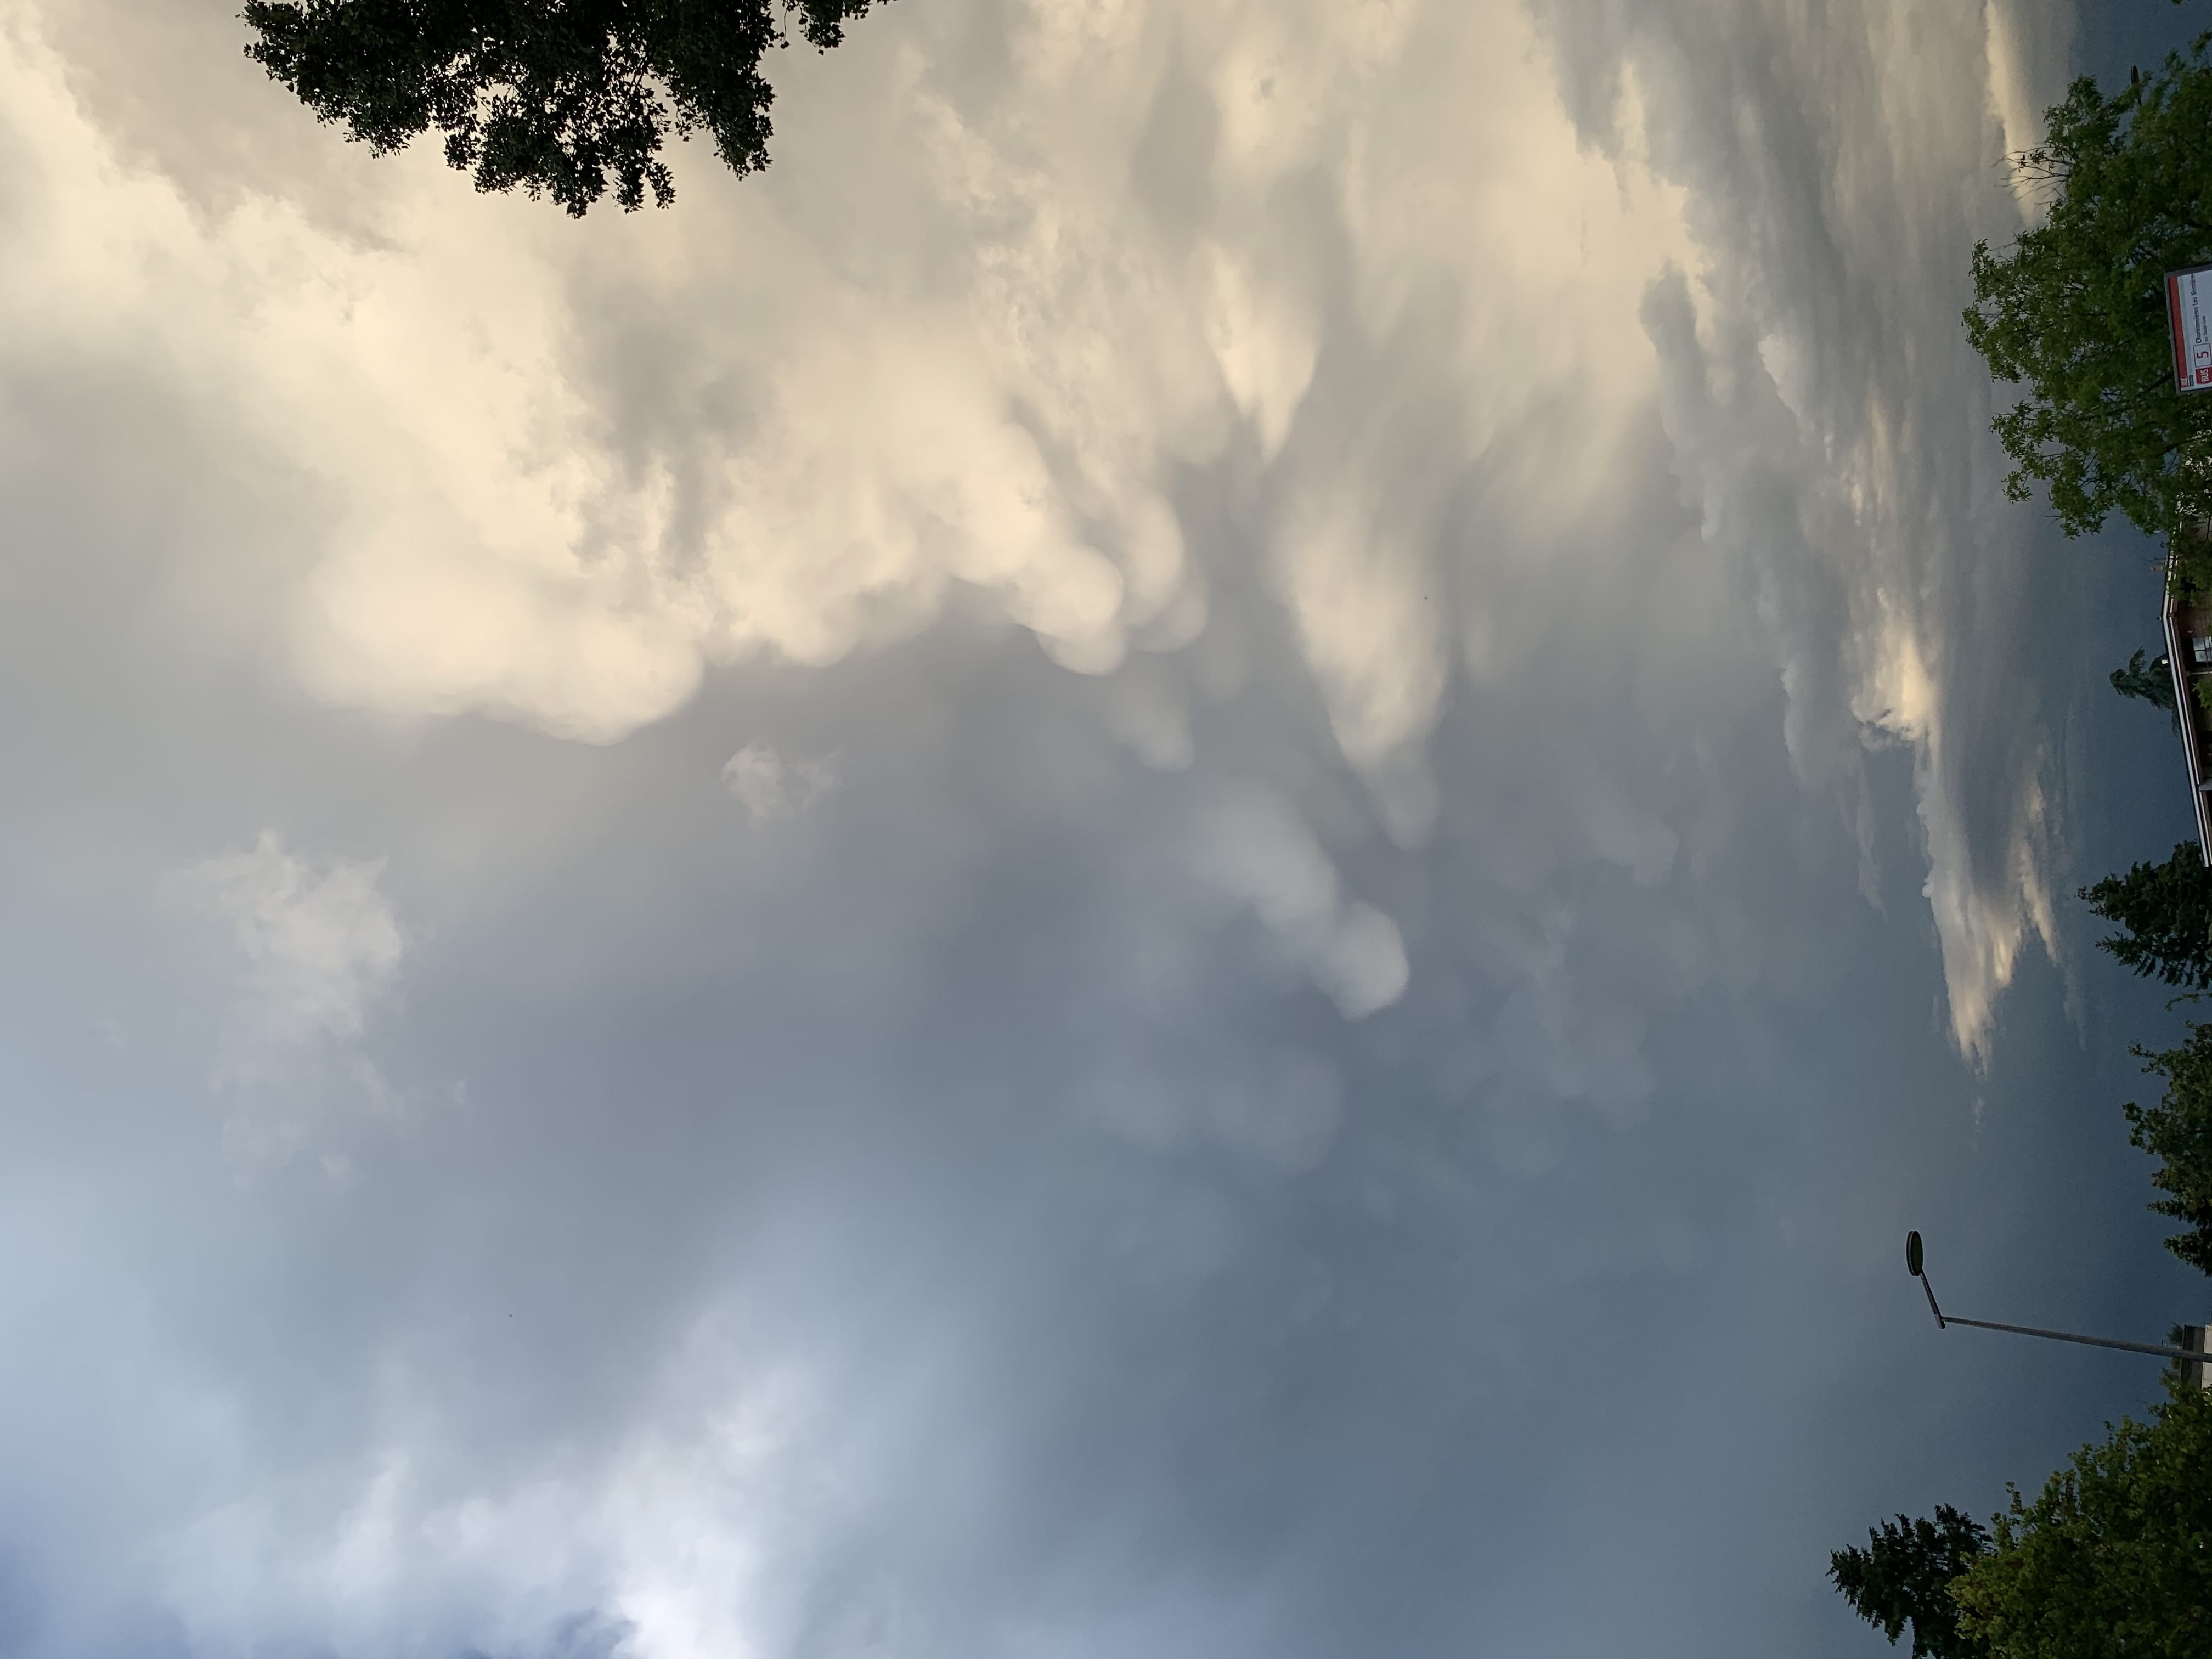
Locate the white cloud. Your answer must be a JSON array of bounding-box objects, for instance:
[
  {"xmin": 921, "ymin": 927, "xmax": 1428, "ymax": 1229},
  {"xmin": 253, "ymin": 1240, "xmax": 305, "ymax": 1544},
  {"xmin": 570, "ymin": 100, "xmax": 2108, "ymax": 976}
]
[
  {"xmin": 723, "ymin": 743, "xmax": 838, "ymax": 823},
  {"xmin": 0, "ymin": 0, "xmax": 1681, "ymax": 775},
  {"xmin": 1984, "ymin": 0, "xmax": 2067, "ymax": 221},
  {"xmin": 1319, "ymin": 901, "xmax": 1414, "ymax": 1021},
  {"xmin": 169, "ymin": 833, "xmax": 403, "ymax": 1159},
  {"xmin": 1201, "ymin": 244, "xmax": 1318, "ymax": 462},
  {"xmin": 1269, "ymin": 481, "xmax": 1448, "ymax": 848},
  {"xmin": 1554, "ymin": 0, "xmax": 2075, "ymax": 1060},
  {"xmin": 0, "ymin": 0, "xmax": 2083, "ymax": 1064},
  {"xmin": 176, "ymin": 834, "xmax": 402, "ymax": 1055},
  {"xmin": 0, "ymin": 13, "xmax": 1159, "ymax": 736},
  {"xmin": 151, "ymin": 1310, "xmax": 814, "ymax": 1659}
]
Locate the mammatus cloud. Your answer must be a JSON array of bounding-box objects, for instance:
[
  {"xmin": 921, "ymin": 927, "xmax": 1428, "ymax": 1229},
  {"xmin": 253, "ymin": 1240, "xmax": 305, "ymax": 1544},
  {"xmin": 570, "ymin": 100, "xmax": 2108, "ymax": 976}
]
[
  {"xmin": 1194, "ymin": 783, "xmax": 1409, "ymax": 1020},
  {"xmin": 0, "ymin": 0, "xmax": 2129, "ymax": 1652},
  {"xmin": 0, "ymin": 0, "xmax": 2073, "ymax": 1053},
  {"xmin": 0, "ymin": 10, "xmax": 1166, "ymax": 737}
]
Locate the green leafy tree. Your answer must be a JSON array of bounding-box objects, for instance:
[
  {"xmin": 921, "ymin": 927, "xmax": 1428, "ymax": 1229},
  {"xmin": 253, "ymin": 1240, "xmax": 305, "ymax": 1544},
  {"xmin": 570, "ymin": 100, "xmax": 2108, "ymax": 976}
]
[
  {"xmin": 1953, "ymin": 1378, "xmax": 2212, "ymax": 1657},
  {"xmin": 2113, "ymin": 647, "xmax": 2182, "ymax": 723},
  {"xmin": 1963, "ymin": 33, "xmax": 2212, "ymax": 541},
  {"xmin": 2128, "ymin": 1022, "xmax": 2212, "ymax": 1274},
  {"xmin": 240, "ymin": 0, "xmax": 883, "ymax": 216},
  {"xmin": 1830, "ymin": 1507, "xmax": 1993, "ymax": 1658},
  {"xmin": 2079, "ymin": 842, "xmax": 2212, "ymax": 989}
]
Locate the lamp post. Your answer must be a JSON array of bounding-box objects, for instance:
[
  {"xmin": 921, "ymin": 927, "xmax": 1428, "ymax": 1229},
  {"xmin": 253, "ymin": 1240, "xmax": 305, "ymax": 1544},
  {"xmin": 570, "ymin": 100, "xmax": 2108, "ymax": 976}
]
[{"xmin": 1906, "ymin": 1231, "xmax": 2210, "ymax": 1388}]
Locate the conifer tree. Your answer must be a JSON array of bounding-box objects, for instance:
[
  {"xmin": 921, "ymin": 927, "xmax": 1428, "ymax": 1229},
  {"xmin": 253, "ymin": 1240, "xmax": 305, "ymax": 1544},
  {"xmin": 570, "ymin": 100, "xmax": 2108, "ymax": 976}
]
[
  {"xmin": 2079, "ymin": 842, "xmax": 2212, "ymax": 989},
  {"xmin": 1830, "ymin": 1508, "xmax": 1991, "ymax": 1658}
]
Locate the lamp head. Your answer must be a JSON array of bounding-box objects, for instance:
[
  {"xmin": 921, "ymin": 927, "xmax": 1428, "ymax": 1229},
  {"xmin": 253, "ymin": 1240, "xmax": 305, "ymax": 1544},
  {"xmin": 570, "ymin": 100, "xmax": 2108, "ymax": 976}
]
[{"xmin": 1906, "ymin": 1231, "xmax": 1924, "ymax": 1278}]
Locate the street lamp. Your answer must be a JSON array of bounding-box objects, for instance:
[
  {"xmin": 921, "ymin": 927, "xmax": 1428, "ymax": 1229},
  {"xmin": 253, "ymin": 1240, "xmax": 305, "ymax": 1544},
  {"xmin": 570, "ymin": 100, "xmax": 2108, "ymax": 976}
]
[{"xmin": 1907, "ymin": 1231, "xmax": 2209, "ymax": 1386}]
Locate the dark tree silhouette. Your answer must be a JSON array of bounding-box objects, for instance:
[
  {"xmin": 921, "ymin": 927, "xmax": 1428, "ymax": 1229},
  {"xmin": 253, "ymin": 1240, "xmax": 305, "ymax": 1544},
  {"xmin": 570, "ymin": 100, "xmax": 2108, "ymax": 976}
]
[
  {"xmin": 2079, "ymin": 842, "xmax": 2212, "ymax": 989},
  {"xmin": 1830, "ymin": 1507, "xmax": 1991, "ymax": 1658},
  {"xmin": 2128, "ymin": 1023, "xmax": 2212, "ymax": 1275},
  {"xmin": 241, "ymin": 0, "xmax": 883, "ymax": 216},
  {"xmin": 1832, "ymin": 1390, "xmax": 2212, "ymax": 1658},
  {"xmin": 2112, "ymin": 647, "xmax": 2181, "ymax": 725}
]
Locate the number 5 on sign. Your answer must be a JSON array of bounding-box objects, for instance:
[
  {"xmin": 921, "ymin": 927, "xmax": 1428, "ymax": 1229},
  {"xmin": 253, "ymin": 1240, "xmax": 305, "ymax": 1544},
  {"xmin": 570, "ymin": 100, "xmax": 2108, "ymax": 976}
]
[{"xmin": 2168, "ymin": 263, "xmax": 2212, "ymax": 392}]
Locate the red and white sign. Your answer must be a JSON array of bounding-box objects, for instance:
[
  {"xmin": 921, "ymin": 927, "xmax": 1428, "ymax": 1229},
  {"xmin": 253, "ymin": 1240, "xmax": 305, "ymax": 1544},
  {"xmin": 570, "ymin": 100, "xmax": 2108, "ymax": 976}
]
[{"xmin": 2169, "ymin": 264, "xmax": 2212, "ymax": 392}]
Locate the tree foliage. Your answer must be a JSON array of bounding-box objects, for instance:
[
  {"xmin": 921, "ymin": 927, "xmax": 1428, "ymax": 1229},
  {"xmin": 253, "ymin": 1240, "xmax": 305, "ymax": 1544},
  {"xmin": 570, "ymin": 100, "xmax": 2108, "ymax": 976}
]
[
  {"xmin": 2128, "ymin": 1022, "xmax": 2212, "ymax": 1275},
  {"xmin": 1963, "ymin": 34, "xmax": 2212, "ymax": 540},
  {"xmin": 1830, "ymin": 1507, "xmax": 1993, "ymax": 1658},
  {"xmin": 2113, "ymin": 646, "xmax": 2182, "ymax": 720},
  {"xmin": 1832, "ymin": 1385, "xmax": 2212, "ymax": 1658},
  {"xmin": 2079, "ymin": 842, "xmax": 2212, "ymax": 989},
  {"xmin": 240, "ymin": 0, "xmax": 883, "ymax": 216},
  {"xmin": 1951, "ymin": 1379, "xmax": 2212, "ymax": 1658}
]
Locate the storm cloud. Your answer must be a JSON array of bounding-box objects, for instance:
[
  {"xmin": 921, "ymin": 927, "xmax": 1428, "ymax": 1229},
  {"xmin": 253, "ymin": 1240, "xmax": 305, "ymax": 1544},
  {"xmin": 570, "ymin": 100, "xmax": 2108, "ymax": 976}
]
[{"xmin": 0, "ymin": 0, "xmax": 2201, "ymax": 1655}]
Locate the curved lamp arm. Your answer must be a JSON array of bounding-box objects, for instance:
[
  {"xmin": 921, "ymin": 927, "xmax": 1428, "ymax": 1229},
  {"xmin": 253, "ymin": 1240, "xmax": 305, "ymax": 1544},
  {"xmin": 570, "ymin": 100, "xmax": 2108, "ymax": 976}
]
[{"xmin": 1905, "ymin": 1231, "xmax": 2206, "ymax": 1364}]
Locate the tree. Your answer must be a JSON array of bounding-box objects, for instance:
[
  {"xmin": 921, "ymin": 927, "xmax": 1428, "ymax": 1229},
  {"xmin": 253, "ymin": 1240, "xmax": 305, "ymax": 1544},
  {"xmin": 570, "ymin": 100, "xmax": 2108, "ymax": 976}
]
[
  {"xmin": 1962, "ymin": 33, "xmax": 2212, "ymax": 542},
  {"xmin": 240, "ymin": 0, "xmax": 883, "ymax": 217},
  {"xmin": 2079, "ymin": 842, "xmax": 2212, "ymax": 989},
  {"xmin": 1952, "ymin": 1378, "xmax": 2212, "ymax": 1658},
  {"xmin": 1830, "ymin": 1507, "xmax": 1993, "ymax": 1658},
  {"xmin": 2113, "ymin": 647, "xmax": 2182, "ymax": 724},
  {"xmin": 2128, "ymin": 1022, "xmax": 2212, "ymax": 1274}
]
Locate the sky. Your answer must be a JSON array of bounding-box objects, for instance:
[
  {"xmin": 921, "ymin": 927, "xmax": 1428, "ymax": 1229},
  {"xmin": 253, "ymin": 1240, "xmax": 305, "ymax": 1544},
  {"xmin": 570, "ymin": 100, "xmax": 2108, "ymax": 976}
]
[{"xmin": 0, "ymin": 0, "xmax": 2208, "ymax": 1654}]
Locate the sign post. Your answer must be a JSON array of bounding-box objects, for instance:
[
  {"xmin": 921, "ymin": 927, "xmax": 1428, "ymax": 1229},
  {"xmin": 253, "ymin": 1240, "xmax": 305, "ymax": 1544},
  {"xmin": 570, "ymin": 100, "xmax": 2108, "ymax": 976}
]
[{"xmin": 2168, "ymin": 264, "xmax": 2212, "ymax": 392}]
